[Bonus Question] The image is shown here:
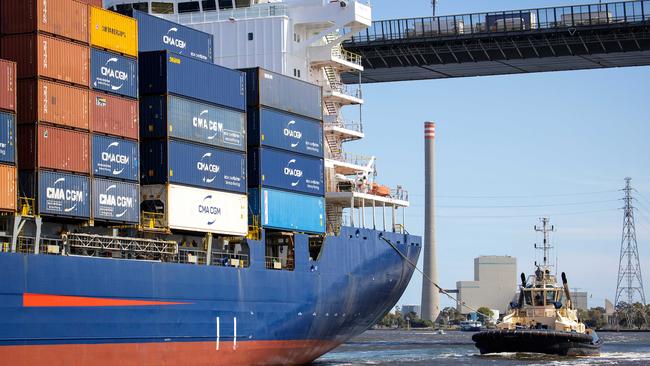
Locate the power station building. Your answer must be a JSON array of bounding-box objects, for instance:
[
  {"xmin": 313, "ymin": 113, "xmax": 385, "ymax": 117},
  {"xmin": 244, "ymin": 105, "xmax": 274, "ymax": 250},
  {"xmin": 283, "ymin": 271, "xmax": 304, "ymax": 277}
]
[{"xmin": 456, "ymin": 256, "xmax": 518, "ymax": 314}]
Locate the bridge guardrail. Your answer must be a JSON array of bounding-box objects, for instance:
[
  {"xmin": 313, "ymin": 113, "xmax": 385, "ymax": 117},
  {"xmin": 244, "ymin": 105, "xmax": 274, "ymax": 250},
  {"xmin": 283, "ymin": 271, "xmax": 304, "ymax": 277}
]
[{"xmin": 348, "ymin": 1, "xmax": 650, "ymax": 43}]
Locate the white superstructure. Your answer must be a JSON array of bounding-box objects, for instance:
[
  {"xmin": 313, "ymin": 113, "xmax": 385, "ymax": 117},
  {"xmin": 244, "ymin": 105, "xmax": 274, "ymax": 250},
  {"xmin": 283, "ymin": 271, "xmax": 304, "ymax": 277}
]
[{"xmin": 105, "ymin": 0, "xmax": 410, "ymax": 234}]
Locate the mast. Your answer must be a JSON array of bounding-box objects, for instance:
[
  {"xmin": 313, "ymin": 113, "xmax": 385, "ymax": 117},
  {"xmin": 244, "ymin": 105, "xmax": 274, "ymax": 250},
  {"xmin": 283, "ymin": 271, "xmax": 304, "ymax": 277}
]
[{"xmin": 534, "ymin": 218, "xmax": 555, "ymax": 273}]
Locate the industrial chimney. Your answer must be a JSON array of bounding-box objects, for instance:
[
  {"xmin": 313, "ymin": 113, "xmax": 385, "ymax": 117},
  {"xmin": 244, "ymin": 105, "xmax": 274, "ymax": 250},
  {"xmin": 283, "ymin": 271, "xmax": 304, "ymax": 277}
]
[{"xmin": 421, "ymin": 121, "xmax": 440, "ymax": 322}]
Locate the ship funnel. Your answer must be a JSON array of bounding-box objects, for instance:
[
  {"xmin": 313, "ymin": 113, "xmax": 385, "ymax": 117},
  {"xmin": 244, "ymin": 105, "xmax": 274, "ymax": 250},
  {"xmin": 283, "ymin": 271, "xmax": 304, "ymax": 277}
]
[{"xmin": 421, "ymin": 122, "xmax": 440, "ymax": 322}]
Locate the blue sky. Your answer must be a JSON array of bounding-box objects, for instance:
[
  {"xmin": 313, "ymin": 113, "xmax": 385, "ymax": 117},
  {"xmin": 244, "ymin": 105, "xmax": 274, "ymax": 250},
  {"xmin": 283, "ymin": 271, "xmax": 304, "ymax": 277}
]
[{"xmin": 344, "ymin": 0, "xmax": 650, "ymax": 310}]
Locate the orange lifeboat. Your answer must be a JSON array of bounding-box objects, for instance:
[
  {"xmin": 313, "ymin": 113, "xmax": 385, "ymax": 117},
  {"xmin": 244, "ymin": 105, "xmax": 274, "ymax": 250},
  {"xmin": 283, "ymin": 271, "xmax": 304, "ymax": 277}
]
[{"xmin": 371, "ymin": 183, "xmax": 390, "ymax": 197}]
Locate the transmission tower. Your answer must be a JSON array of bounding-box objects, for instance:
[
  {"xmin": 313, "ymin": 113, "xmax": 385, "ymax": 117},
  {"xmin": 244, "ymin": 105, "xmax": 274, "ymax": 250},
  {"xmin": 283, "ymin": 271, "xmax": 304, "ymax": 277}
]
[{"xmin": 615, "ymin": 177, "xmax": 647, "ymax": 327}]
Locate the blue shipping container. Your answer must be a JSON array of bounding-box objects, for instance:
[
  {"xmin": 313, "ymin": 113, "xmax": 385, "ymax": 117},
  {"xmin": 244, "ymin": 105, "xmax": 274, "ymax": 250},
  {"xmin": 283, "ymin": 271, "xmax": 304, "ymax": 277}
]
[
  {"xmin": 248, "ymin": 148, "xmax": 324, "ymax": 196},
  {"xmin": 92, "ymin": 134, "xmax": 139, "ymax": 182},
  {"xmin": 92, "ymin": 178, "xmax": 140, "ymax": 224},
  {"xmin": 249, "ymin": 107, "xmax": 322, "ymax": 157},
  {"xmin": 140, "ymin": 95, "xmax": 246, "ymax": 151},
  {"xmin": 242, "ymin": 67, "xmax": 322, "ymax": 121},
  {"xmin": 19, "ymin": 170, "xmax": 90, "ymax": 219},
  {"xmin": 90, "ymin": 48, "xmax": 139, "ymax": 99},
  {"xmin": 134, "ymin": 11, "xmax": 213, "ymax": 62},
  {"xmin": 141, "ymin": 140, "xmax": 247, "ymax": 193},
  {"xmin": 249, "ymin": 187, "xmax": 325, "ymax": 234},
  {"xmin": 139, "ymin": 51, "xmax": 246, "ymax": 112},
  {"xmin": 0, "ymin": 112, "xmax": 15, "ymax": 164}
]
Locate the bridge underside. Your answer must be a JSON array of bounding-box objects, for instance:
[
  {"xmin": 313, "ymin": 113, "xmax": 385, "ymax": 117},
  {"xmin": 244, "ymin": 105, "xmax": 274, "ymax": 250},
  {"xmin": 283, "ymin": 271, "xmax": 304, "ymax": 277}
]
[{"xmin": 342, "ymin": 23, "xmax": 650, "ymax": 83}]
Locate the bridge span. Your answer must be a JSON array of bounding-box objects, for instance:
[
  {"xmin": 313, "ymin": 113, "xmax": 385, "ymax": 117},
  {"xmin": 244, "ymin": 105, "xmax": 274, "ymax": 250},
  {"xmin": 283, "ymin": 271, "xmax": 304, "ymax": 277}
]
[{"xmin": 342, "ymin": 1, "xmax": 650, "ymax": 83}]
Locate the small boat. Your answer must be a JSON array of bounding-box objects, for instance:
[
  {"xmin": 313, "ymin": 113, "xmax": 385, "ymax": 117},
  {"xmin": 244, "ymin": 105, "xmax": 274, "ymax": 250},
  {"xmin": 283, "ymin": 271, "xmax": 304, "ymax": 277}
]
[
  {"xmin": 460, "ymin": 320, "xmax": 483, "ymax": 332},
  {"xmin": 472, "ymin": 218, "xmax": 602, "ymax": 357}
]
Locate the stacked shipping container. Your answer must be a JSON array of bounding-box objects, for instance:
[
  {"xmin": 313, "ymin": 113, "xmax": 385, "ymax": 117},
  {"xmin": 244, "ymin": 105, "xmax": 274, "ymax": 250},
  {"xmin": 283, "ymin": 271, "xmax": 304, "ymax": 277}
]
[
  {"xmin": 0, "ymin": 60, "xmax": 17, "ymax": 212},
  {"xmin": 88, "ymin": 7, "xmax": 140, "ymax": 224},
  {"xmin": 137, "ymin": 15, "xmax": 249, "ymax": 236},
  {"xmin": 242, "ymin": 68, "xmax": 325, "ymax": 234},
  {"xmin": 0, "ymin": 1, "xmax": 140, "ymax": 222}
]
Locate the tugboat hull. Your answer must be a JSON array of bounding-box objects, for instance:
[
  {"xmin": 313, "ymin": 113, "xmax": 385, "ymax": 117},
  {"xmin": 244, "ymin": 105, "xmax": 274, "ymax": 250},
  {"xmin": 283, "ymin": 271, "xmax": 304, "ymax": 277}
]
[{"xmin": 472, "ymin": 330, "xmax": 602, "ymax": 356}]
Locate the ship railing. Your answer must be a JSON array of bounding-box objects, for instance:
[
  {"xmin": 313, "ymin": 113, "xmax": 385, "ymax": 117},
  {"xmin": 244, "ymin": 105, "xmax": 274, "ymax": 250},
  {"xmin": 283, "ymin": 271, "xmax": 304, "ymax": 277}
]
[
  {"xmin": 265, "ymin": 256, "xmax": 295, "ymax": 271},
  {"xmin": 177, "ymin": 247, "xmax": 207, "ymax": 265},
  {"xmin": 211, "ymin": 250, "xmax": 249, "ymax": 268},
  {"xmin": 170, "ymin": 3, "xmax": 288, "ymax": 24},
  {"xmin": 13, "ymin": 236, "xmax": 62, "ymax": 255},
  {"xmin": 390, "ymin": 187, "xmax": 409, "ymax": 202},
  {"xmin": 325, "ymin": 118, "xmax": 364, "ymax": 133},
  {"xmin": 331, "ymin": 152, "xmax": 373, "ymax": 167},
  {"xmin": 326, "ymin": 81, "xmax": 363, "ymax": 100},
  {"xmin": 331, "ymin": 46, "xmax": 363, "ymax": 67},
  {"xmin": 348, "ymin": 0, "xmax": 650, "ymax": 43},
  {"xmin": 334, "ymin": 182, "xmax": 409, "ymax": 202}
]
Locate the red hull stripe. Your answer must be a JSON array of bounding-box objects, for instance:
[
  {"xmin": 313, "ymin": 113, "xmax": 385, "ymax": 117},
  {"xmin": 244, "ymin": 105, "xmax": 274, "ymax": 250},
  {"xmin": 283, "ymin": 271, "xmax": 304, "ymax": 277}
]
[
  {"xmin": 0, "ymin": 340, "xmax": 340, "ymax": 366},
  {"xmin": 23, "ymin": 293, "xmax": 189, "ymax": 307}
]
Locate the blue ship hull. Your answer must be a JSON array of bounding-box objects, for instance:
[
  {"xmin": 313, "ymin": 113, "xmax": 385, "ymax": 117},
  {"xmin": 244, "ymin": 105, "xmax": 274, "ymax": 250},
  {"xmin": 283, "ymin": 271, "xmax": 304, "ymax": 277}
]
[{"xmin": 0, "ymin": 226, "xmax": 420, "ymax": 365}]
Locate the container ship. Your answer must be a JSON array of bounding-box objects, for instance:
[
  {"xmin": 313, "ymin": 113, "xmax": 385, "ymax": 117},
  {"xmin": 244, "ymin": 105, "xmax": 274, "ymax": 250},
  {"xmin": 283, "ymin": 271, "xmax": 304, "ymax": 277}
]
[{"xmin": 0, "ymin": 1, "xmax": 420, "ymax": 365}]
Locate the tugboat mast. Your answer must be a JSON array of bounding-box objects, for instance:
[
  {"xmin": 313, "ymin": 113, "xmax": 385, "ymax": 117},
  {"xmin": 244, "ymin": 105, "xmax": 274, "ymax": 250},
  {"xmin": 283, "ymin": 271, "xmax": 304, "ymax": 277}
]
[{"xmin": 534, "ymin": 218, "xmax": 555, "ymax": 273}]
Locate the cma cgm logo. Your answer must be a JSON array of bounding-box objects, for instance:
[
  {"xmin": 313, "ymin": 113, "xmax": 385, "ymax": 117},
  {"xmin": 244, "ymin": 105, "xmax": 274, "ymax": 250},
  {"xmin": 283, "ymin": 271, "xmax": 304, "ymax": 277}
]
[
  {"xmin": 46, "ymin": 178, "xmax": 84, "ymax": 213},
  {"xmin": 283, "ymin": 120, "xmax": 302, "ymax": 148},
  {"xmin": 163, "ymin": 28, "xmax": 187, "ymax": 49},
  {"xmin": 197, "ymin": 152, "xmax": 220, "ymax": 184},
  {"xmin": 198, "ymin": 195, "xmax": 221, "ymax": 225},
  {"xmin": 102, "ymin": 142, "xmax": 129, "ymax": 176},
  {"xmin": 99, "ymin": 185, "xmax": 133, "ymax": 218},
  {"xmin": 193, "ymin": 110, "xmax": 224, "ymax": 140},
  {"xmin": 284, "ymin": 159, "xmax": 303, "ymax": 187},
  {"xmin": 100, "ymin": 58, "xmax": 128, "ymax": 91}
]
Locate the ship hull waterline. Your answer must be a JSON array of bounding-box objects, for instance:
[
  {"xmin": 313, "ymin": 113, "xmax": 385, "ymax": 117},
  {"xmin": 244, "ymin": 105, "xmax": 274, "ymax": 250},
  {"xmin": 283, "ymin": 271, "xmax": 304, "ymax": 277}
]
[{"xmin": 0, "ymin": 227, "xmax": 421, "ymax": 366}]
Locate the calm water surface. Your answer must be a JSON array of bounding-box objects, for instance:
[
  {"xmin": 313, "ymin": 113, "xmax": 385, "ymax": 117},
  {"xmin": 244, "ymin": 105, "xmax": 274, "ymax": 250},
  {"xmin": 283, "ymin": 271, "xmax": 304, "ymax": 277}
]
[{"xmin": 313, "ymin": 330, "xmax": 650, "ymax": 365}]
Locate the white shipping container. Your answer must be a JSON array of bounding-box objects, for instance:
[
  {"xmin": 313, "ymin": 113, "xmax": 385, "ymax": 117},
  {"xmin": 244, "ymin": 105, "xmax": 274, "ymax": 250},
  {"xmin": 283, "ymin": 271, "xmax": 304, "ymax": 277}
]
[{"xmin": 141, "ymin": 184, "xmax": 248, "ymax": 236}]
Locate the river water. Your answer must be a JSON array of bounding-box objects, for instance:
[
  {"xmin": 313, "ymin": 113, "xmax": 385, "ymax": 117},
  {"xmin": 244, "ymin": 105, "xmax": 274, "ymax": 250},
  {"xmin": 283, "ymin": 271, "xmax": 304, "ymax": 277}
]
[{"xmin": 313, "ymin": 330, "xmax": 650, "ymax": 365}]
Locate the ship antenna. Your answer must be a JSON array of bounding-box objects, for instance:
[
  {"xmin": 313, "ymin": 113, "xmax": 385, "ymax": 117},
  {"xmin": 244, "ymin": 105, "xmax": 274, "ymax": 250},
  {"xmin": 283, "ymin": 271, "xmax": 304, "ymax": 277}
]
[{"xmin": 534, "ymin": 218, "xmax": 555, "ymax": 274}]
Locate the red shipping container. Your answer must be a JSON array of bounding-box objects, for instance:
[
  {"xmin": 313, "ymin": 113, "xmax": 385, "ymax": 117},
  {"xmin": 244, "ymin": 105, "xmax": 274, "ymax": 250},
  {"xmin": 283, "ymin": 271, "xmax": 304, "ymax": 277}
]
[
  {"xmin": 76, "ymin": 0, "xmax": 103, "ymax": 6},
  {"xmin": 0, "ymin": 60, "xmax": 17, "ymax": 113},
  {"xmin": 0, "ymin": 0, "xmax": 89, "ymax": 43},
  {"xmin": 18, "ymin": 79, "xmax": 89, "ymax": 130},
  {"xmin": 19, "ymin": 124, "xmax": 90, "ymax": 174},
  {"xmin": 89, "ymin": 92, "xmax": 139, "ymax": 140},
  {"xmin": 1, "ymin": 34, "xmax": 89, "ymax": 87},
  {"xmin": 0, "ymin": 165, "xmax": 17, "ymax": 212}
]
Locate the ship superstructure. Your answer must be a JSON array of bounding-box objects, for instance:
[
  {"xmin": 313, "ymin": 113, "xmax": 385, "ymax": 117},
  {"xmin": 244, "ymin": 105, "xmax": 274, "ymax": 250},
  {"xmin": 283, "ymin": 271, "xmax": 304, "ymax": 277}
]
[{"xmin": 105, "ymin": 0, "xmax": 411, "ymax": 236}]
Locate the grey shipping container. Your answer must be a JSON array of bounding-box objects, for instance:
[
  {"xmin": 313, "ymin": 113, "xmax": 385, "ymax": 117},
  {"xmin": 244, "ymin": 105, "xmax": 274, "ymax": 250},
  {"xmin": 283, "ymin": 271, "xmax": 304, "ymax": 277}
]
[
  {"xmin": 133, "ymin": 11, "xmax": 213, "ymax": 62},
  {"xmin": 140, "ymin": 95, "xmax": 246, "ymax": 151},
  {"xmin": 141, "ymin": 139, "xmax": 247, "ymax": 194},
  {"xmin": 242, "ymin": 67, "xmax": 322, "ymax": 121},
  {"xmin": 92, "ymin": 178, "xmax": 140, "ymax": 224},
  {"xmin": 139, "ymin": 51, "xmax": 246, "ymax": 112},
  {"xmin": 0, "ymin": 112, "xmax": 16, "ymax": 164},
  {"xmin": 20, "ymin": 170, "xmax": 91, "ymax": 219},
  {"xmin": 248, "ymin": 107, "xmax": 323, "ymax": 157}
]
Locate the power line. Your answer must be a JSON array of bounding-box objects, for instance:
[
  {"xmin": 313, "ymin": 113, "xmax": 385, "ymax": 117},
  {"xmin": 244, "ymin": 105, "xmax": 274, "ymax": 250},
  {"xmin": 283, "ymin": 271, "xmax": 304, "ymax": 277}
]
[
  {"xmin": 424, "ymin": 208, "xmax": 619, "ymax": 219},
  {"xmin": 424, "ymin": 189, "xmax": 620, "ymax": 199},
  {"xmin": 428, "ymin": 199, "xmax": 619, "ymax": 209}
]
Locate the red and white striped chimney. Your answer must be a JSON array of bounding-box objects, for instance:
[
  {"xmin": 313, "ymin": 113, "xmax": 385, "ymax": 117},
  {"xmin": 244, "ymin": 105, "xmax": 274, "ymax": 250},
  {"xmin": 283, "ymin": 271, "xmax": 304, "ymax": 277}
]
[{"xmin": 421, "ymin": 121, "xmax": 440, "ymax": 322}]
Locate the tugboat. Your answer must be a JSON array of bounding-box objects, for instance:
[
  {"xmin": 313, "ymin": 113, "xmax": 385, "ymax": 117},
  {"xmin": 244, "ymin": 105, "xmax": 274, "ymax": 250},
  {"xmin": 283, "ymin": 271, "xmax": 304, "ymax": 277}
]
[{"xmin": 472, "ymin": 218, "xmax": 602, "ymax": 356}]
